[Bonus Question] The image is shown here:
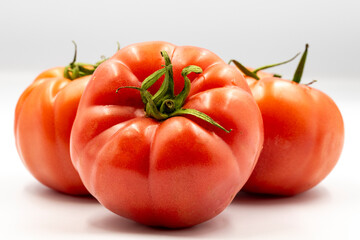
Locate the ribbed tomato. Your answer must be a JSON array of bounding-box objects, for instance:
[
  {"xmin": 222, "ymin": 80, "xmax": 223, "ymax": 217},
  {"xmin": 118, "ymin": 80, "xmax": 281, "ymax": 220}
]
[{"xmin": 70, "ymin": 41, "xmax": 264, "ymax": 227}]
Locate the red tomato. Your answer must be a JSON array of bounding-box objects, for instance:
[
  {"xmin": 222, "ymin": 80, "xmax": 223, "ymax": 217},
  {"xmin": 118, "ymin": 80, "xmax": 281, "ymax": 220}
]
[
  {"xmin": 14, "ymin": 44, "xmax": 106, "ymax": 195},
  {"xmin": 70, "ymin": 41, "xmax": 263, "ymax": 227},
  {"xmin": 231, "ymin": 45, "xmax": 344, "ymax": 195}
]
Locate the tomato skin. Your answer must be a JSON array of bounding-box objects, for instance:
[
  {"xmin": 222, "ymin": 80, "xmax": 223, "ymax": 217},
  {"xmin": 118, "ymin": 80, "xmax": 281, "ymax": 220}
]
[
  {"xmin": 15, "ymin": 67, "xmax": 89, "ymax": 195},
  {"xmin": 243, "ymin": 75, "xmax": 344, "ymax": 196},
  {"xmin": 70, "ymin": 41, "xmax": 263, "ymax": 227}
]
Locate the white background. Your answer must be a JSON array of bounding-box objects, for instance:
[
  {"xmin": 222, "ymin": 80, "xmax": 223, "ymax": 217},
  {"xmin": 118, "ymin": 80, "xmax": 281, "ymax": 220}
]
[{"xmin": 1, "ymin": 0, "xmax": 359, "ymax": 239}]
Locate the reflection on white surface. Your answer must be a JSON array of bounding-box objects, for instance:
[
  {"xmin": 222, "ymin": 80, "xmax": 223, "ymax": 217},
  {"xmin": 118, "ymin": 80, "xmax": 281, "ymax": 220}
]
[{"xmin": 2, "ymin": 176, "xmax": 358, "ymax": 239}]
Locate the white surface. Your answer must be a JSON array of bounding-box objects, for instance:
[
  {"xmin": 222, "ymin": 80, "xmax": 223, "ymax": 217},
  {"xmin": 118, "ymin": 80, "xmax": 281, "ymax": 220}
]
[{"xmin": 1, "ymin": 0, "xmax": 360, "ymax": 239}]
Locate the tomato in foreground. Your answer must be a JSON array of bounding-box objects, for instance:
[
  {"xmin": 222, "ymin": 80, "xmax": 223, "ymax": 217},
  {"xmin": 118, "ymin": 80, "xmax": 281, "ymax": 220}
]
[
  {"xmin": 230, "ymin": 44, "xmax": 344, "ymax": 196},
  {"xmin": 14, "ymin": 43, "xmax": 106, "ymax": 195},
  {"xmin": 70, "ymin": 41, "xmax": 264, "ymax": 227}
]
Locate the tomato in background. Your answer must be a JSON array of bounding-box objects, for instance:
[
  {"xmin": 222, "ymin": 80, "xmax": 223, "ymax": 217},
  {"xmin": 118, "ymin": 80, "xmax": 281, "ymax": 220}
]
[
  {"xmin": 14, "ymin": 43, "xmax": 107, "ymax": 195},
  {"xmin": 230, "ymin": 44, "xmax": 344, "ymax": 196}
]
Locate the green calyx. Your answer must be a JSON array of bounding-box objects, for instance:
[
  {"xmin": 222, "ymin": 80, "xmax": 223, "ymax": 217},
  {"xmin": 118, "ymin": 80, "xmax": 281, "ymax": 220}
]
[
  {"xmin": 116, "ymin": 51, "xmax": 232, "ymax": 133},
  {"xmin": 229, "ymin": 52, "xmax": 300, "ymax": 80},
  {"xmin": 229, "ymin": 44, "xmax": 310, "ymax": 84},
  {"xmin": 292, "ymin": 44, "xmax": 309, "ymax": 84},
  {"xmin": 63, "ymin": 41, "xmax": 107, "ymax": 80}
]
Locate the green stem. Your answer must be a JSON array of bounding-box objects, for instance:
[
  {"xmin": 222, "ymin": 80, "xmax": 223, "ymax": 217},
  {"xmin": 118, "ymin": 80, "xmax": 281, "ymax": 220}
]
[
  {"xmin": 173, "ymin": 65, "xmax": 202, "ymax": 109},
  {"xmin": 170, "ymin": 109, "xmax": 232, "ymax": 133},
  {"xmin": 292, "ymin": 44, "xmax": 309, "ymax": 83},
  {"xmin": 63, "ymin": 41, "xmax": 109, "ymax": 80},
  {"xmin": 229, "ymin": 59, "xmax": 260, "ymax": 80},
  {"xmin": 116, "ymin": 86, "xmax": 168, "ymax": 120},
  {"xmin": 253, "ymin": 52, "xmax": 300, "ymax": 74},
  {"xmin": 141, "ymin": 68, "xmax": 167, "ymax": 91},
  {"xmin": 229, "ymin": 52, "xmax": 300, "ymax": 80},
  {"xmin": 116, "ymin": 51, "xmax": 231, "ymax": 133},
  {"xmin": 151, "ymin": 51, "xmax": 175, "ymax": 107}
]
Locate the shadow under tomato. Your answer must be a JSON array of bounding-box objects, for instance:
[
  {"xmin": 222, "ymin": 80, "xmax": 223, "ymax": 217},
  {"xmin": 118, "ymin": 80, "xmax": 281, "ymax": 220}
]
[
  {"xmin": 89, "ymin": 211, "xmax": 230, "ymax": 238},
  {"xmin": 23, "ymin": 182, "xmax": 98, "ymax": 205},
  {"xmin": 232, "ymin": 185, "xmax": 332, "ymax": 206}
]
